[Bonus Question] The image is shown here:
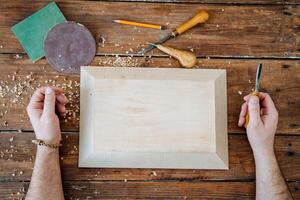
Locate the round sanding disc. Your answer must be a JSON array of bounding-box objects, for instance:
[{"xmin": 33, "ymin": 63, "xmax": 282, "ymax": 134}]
[{"xmin": 44, "ymin": 21, "xmax": 96, "ymax": 74}]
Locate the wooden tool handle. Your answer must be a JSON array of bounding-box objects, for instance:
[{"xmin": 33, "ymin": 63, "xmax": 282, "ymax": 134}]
[
  {"xmin": 175, "ymin": 10, "xmax": 209, "ymax": 35},
  {"xmin": 244, "ymin": 91, "xmax": 259, "ymax": 128},
  {"xmin": 157, "ymin": 45, "xmax": 197, "ymax": 68}
]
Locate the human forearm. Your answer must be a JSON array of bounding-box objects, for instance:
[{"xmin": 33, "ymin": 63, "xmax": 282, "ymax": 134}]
[
  {"xmin": 26, "ymin": 147, "xmax": 64, "ymax": 200},
  {"xmin": 26, "ymin": 87, "xmax": 67, "ymax": 199},
  {"xmin": 254, "ymin": 149, "xmax": 292, "ymax": 200},
  {"xmin": 239, "ymin": 93, "xmax": 293, "ymax": 200}
]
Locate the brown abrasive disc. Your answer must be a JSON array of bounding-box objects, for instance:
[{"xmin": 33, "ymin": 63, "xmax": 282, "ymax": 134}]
[{"xmin": 44, "ymin": 21, "xmax": 96, "ymax": 74}]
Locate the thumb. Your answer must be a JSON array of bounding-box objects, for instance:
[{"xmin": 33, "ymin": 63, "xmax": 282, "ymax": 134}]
[
  {"xmin": 247, "ymin": 95, "xmax": 262, "ymax": 127},
  {"xmin": 43, "ymin": 87, "xmax": 56, "ymax": 117}
]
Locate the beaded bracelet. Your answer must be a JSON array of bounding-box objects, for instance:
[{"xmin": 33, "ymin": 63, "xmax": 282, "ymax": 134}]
[{"xmin": 32, "ymin": 139, "xmax": 62, "ymax": 149}]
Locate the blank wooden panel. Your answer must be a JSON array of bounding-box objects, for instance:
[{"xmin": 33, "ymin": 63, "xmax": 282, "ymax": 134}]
[{"xmin": 79, "ymin": 67, "xmax": 228, "ymax": 169}]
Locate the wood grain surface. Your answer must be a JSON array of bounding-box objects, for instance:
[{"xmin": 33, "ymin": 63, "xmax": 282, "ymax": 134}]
[
  {"xmin": 79, "ymin": 67, "xmax": 228, "ymax": 169},
  {"xmin": 0, "ymin": 181, "xmax": 299, "ymax": 200},
  {"xmin": 0, "ymin": 55, "xmax": 299, "ymax": 134},
  {"xmin": 0, "ymin": 0, "xmax": 299, "ymax": 199},
  {"xmin": 1, "ymin": 1, "xmax": 300, "ymax": 58},
  {"xmin": 0, "ymin": 133, "xmax": 299, "ymax": 182}
]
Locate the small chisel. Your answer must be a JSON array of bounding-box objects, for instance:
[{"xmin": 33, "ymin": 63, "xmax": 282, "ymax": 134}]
[
  {"xmin": 137, "ymin": 10, "xmax": 209, "ymax": 55},
  {"xmin": 245, "ymin": 63, "xmax": 263, "ymax": 128}
]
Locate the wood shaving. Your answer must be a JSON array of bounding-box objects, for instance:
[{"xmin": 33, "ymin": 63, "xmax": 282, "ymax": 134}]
[
  {"xmin": 150, "ymin": 171, "xmax": 157, "ymax": 176},
  {"xmin": 77, "ymin": 23, "xmax": 84, "ymax": 27},
  {"xmin": 238, "ymin": 91, "xmax": 243, "ymax": 95},
  {"xmin": 99, "ymin": 36, "xmax": 106, "ymax": 48},
  {"xmin": 9, "ymin": 137, "xmax": 14, "ymax": 142},
  {"xmin": 71, "ymin": 185, "xmax": 87, "ymax": 191},
  {"xmin": 13, "ymin": 54, "xmax": 22, "ymax": 59}
]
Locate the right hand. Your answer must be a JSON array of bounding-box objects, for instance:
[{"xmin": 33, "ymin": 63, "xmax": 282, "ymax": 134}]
[
  {"xmin": 27, "ymin": 87, "xmax": 68, "ymax": 145},
  {"xmin": 238, "ymin": 92, "xmax": 278, "ymax": 155}
]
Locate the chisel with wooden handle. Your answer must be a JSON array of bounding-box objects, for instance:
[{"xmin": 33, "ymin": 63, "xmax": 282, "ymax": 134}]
[
  {"xmin": 138, "ymin": 10, "xmax": 209, "ymax": 55},
  {"xmin": 245, "ymin": 63, "xmax": 263, "ymax": 128}
]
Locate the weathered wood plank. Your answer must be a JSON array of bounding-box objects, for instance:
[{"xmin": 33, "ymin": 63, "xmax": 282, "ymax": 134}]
[
  {"xmin": 0, "ymin": 132, "xmax": 299, "ymax": 181},
  {"xmin": 0, "ymin": 1, "xmax": 299, "ymax": 58},
  {"xmin": 58, "ymin": 0, "xmax": 300, "ymax": 5},
  {"xmin": 0, "ymin": 181, "xmax": 299, "ymax": 200},
  {"xmin": 0, "ymin": 55, "xmax": 299, "ymax": 134}
]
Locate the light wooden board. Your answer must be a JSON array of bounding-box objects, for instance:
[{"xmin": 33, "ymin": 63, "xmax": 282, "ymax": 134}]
[{"xmin": 79, "ymin": 66, "xmax": 228, "ymax": 169}]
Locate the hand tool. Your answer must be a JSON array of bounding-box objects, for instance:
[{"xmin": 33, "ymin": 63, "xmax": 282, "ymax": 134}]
[
  {"xmin": 148, "ymin": 43, "xmax": 197, "ymax": 68},
  {"xmin": 245, "ymin": 63, "xmax": 263, "ymax": 128},
  {"xmin": 113, "ymin": 19, "xmax": 166, "ymax": 30},
  {"xmin": 137, "ymin": 10, "xmax": 209, "ymax": 55}
]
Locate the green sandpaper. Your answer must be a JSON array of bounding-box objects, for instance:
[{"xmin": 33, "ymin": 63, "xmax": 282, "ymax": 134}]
[{"xmin": 11, "ymin": 2, "xmax": 66, "ymax": 62}]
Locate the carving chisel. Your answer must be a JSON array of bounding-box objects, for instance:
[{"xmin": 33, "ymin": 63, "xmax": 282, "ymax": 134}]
[
  {"xmin": 137, "ymin": 10, "xmax": 209, "ymax": 55},
  {"xmin": 245, "ymin": 63, "xmax": 263, "ymax": 128}
]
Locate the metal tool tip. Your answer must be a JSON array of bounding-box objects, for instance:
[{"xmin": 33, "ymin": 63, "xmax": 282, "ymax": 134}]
[
  {"xmin": 146, "ymin": 42, "xmax": 157, "ymax": 47},
  {"xmin": 161, "ymin": 25, "xmax": 167, "ymax": 30}
]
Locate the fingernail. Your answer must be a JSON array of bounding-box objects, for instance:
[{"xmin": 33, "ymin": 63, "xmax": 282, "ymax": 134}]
[
  {"xmin": 249, "ymin": 96, "xmax": 259, "ymax": 104},
  {"xmin": 46, "ymin": 87, "xmax": 54, "ymax": 95}
]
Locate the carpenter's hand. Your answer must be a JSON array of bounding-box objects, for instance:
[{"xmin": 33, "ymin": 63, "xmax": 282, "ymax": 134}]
[
  {"xmin": 238, "ymin": 92, "xmax": 278, "ymax": 155},
  {"xmin": 27, "ymin": 87, "xmax": 68, "ymax": 144}
]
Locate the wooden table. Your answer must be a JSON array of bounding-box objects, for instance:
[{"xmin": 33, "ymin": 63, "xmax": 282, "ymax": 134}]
[{"xmin": 0, "ymin": 1, "xmax": 299, "ymax": 199}]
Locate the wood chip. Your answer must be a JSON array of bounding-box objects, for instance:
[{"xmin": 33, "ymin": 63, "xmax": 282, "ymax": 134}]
[{"xmin": 151, "ymin": 171, "xmax": 157, "ymax": 176}]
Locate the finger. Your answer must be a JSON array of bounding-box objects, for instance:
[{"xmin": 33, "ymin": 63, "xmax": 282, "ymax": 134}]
[
  {"xmin": 42, "ymin": 87, "xmax": 56, "ymax": 117},
  {"xmin": 27, "ymin": 88, "xmax": 45, "ymax": 119},
  {"xmin": 243, "ymin": 93, "xmax": 251, "ymax": 101},
  {"xmin": 247, "ymin": 95, "xmax": 262, "ymax": 126},
  {"xmin": 56, "ymin": 94, "xmax": 68, "ymax": 105},
  {"xmin": 56, "ymin": 102, "xmax": 66, "ymax": 117},
  {"xmin": 28, "ymin": 88, "xmax": 45, "ymax": 108},
  {"xmin": 257, "ymin": 92, "xmax": 277, "ymax": 115},
  {"xmin": 40, "ymin": 86, "xmax": 63, "ymax": 95},
  {"xmin": 238, "ymin": 102, "xmax": 248, "ymax": 127}
]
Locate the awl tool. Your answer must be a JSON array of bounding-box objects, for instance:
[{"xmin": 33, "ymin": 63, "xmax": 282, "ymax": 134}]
[
  {"xmin": 245, "ymin": 63, "xmax": 263, "ymax": 128},
  {"xmin": 138, "ymin": 10, "xmax": 209, "ymax": 55}
]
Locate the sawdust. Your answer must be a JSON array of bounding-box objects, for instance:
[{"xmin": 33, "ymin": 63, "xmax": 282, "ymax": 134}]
[
  {"xmin": 98, "ymin": 56, "xmax": 142, "ymax": 68},
  {"xmin": 0, "ymin": 71, "xmax": 81, "ymax": 128}
]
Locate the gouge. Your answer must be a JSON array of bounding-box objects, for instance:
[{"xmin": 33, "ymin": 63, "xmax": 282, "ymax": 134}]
[
  {"xmin": 138, "ymin": 10, "xmax": 209, "ymax": 55},
  {"xmin": 148, "ymin": 43, "xmax": 197, "ymax": 68},
  {"xmin": 245, "ymin": 63, "xmax": 263, "ymax": 128}
]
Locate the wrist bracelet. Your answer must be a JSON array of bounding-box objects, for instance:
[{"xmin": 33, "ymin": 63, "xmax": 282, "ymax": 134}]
[{"xmin": 32, "ymin": 139, "xmax": 62, "ymax": 149}]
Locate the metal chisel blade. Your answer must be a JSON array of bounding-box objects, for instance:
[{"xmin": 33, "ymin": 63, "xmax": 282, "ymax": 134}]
[
  {"xmin": 137, "ymin": 34, "xmax": 174, "ymax": 55},
  {"xmin": 255, "ymin": 63, "xmax": 263, "ymax": 91}
]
